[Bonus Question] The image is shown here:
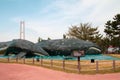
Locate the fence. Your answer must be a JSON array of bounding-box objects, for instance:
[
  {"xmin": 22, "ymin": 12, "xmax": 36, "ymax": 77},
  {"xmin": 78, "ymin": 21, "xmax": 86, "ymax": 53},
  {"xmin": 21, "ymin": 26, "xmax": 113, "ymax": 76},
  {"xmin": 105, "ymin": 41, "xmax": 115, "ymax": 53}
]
[{"xmin": 0, "ymin": 57, "xmax": 120, "ymax": 73}]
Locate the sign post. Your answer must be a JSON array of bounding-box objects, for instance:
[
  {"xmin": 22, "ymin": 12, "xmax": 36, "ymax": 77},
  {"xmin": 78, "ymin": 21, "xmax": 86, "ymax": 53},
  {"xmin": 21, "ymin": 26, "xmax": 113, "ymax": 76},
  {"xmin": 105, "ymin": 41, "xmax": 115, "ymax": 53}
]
[
  {"xmin": 78, "ymin": 56, "xmax": 80, "ymax": 73},
  {"xmin": 73, "ymin": 50, "xmax": 84, "ymax": 73}
]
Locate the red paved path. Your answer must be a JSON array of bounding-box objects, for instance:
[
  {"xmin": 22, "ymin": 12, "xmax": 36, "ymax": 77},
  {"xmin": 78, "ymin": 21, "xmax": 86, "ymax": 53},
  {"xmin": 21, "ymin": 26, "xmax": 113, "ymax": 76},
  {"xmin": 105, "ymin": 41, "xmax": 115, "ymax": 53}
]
[{"xmin": 0, "ymin": 63, "xmax": 120, "ymax": 80}]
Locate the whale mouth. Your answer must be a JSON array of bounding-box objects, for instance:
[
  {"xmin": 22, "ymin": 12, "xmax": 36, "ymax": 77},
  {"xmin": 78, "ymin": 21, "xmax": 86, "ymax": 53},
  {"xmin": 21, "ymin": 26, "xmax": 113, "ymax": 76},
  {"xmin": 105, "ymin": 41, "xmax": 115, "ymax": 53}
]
[{"xmin": 88, "ymin": 47, "xmax": 101, "ymax": 52}]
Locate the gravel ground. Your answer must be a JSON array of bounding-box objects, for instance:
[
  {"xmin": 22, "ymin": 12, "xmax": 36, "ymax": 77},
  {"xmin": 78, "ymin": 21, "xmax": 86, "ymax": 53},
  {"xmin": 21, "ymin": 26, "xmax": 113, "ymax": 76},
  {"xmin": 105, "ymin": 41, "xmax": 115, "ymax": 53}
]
[{"xmin": 0, "ymin": 63, "xmax": 120, "ymax": 80}]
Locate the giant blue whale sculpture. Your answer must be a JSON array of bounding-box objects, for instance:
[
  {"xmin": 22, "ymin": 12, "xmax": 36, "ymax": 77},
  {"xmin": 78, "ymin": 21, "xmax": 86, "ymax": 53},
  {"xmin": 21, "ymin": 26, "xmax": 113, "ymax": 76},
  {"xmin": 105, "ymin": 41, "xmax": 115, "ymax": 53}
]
[{"xmin": 0, "ymin": 39, "xmax": 49, "ymax": 58}]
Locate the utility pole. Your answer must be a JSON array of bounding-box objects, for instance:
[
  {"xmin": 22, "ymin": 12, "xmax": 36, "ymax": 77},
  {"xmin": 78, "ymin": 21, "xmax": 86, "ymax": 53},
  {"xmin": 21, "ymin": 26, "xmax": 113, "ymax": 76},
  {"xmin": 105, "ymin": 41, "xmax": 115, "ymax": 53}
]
[{"xmin": 20, "ymin": 21, "xmax": 25, "ymax": 40}]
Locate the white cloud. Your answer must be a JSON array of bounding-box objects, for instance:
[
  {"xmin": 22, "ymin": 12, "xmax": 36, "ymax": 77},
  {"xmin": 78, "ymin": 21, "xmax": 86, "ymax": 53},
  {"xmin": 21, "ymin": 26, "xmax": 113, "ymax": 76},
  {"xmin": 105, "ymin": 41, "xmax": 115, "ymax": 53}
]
[
  {"xmin": 84, "ymin": 0, "xmax": 120, "ymax": 35},
  {"xmin": 0, "ymin": 32, "xmax": 19, "ymax": 42},
  {"xmin": 26, "ymin": 20, "xmax": 68, "ymax": 39}
]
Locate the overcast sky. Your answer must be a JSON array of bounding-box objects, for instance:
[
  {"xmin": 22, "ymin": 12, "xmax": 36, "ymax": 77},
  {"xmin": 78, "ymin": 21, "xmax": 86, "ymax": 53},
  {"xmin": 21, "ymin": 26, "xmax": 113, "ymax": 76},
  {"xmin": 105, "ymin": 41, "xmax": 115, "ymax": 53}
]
[{"xmin": 0, "ymin": 0, "xmax": 120, "ymax": 42}]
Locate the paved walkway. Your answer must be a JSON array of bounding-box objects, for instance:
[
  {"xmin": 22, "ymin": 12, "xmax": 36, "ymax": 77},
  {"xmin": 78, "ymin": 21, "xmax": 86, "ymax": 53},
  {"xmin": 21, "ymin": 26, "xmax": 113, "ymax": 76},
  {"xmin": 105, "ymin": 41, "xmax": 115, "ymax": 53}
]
[{"xmin": 0, "ymin": 63, "xmax": 120, "ymax": 80}]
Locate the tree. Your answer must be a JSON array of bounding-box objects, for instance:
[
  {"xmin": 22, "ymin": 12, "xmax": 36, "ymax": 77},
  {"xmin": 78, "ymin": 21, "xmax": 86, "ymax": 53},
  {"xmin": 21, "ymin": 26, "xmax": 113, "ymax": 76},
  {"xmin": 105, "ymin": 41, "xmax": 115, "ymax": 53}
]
[
  {"xmin": 99, "ymin": 37, "xmax": 111, "ymax": 53},
  {"xmin": 63, "ymin": 34, "xmax": 67, "ymax": 39},
  {"xmin": 47, "ymin": 37, "xmax": 51, "ymax": 40},
  {"xmin": 104, "ymin": 14, "xmax": 120, "ymax": 47},
  {"xmin": 38, "ymin": 37, "xmax": 43, "ymax": 42},
  {"xmin": 66, "ymin": 23, "xmax": 102, "ymax": 43}
]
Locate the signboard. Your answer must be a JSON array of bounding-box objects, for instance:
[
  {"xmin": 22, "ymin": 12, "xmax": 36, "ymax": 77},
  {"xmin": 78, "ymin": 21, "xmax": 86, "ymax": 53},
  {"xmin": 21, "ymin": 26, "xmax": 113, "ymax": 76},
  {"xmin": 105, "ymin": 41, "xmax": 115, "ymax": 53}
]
[
  {"xmin": 73, "ymin": 50, "xmax": 84, "ymax": 57},
  {"xmin": 73, "ymin": 50, "xmax": 84, "ymax": 72}
]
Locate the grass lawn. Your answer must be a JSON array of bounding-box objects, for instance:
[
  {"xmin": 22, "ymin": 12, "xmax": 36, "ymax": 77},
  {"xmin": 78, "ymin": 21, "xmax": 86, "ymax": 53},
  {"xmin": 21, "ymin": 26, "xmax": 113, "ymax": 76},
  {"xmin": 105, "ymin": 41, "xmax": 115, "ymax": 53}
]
[{"xmin": 105, "ymin": 54, "xmax": 120, "ymax": 59}]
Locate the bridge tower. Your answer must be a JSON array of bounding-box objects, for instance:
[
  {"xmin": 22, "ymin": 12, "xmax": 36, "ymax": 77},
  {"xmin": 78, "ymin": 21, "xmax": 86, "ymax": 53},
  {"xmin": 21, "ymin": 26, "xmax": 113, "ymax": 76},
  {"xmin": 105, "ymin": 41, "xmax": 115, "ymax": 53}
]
[{"xmin": 20, "ymin": 21, "xmax": 25, "ymax": 39}]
